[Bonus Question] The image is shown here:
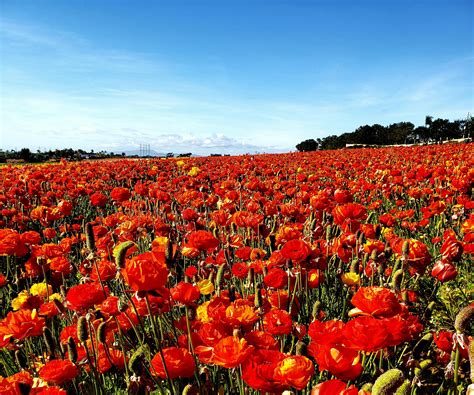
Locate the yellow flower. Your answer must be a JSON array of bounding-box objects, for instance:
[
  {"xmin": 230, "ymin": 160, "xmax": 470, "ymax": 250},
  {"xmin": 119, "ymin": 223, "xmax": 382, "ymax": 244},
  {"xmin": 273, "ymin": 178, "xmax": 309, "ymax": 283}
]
[
  {"xmin": 48, "ymin": 293, "xmax": 62, "ymax": 301},
  {"xmin": 341, "ymin": 272, "xmax": 360, "ymax": 286},
  {"xmin": 12, "ymin": 290, "xmax": 29, "ymax": 310},
  {"xmin": 176, "ymin": 160, "xmax": 185, "ymax": 167},
  {"xmin": 197, "ymin": 279, "xmax": 215, "ymax": 295},
  {"xmin": 196, "ymin": 301, "xmax": 211, "ymax": 323},
  {"xmin": 153, "ymin": 236, "xmax": 169, "ymax": 246},
  {"xmin": 188, "ymin": 166, "xmax": 201, "ymax": 177},
  {"xmin": 297, "ymin": 167, "xmax": 303, "ymax": 173},
  {"xmin": 30, "ymin": 282, "xmax": 52, "ymax": 297}
]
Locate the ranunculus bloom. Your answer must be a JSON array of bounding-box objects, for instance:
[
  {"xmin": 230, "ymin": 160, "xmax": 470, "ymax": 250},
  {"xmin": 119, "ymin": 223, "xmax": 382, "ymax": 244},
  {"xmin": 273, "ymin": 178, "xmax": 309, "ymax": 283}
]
[
  {"xmin": 151, "ymin": 347, "xmax": 196, "ymax": 379},
  {"xmin": 212, "ymin": 336, "xmax": 254, "ymax": 368},
  {"xmin": 391, "ymin": 238, "xmax": 432, "ymax": 273},
  {"xmin": 264, "ymin": 267, "xmax": 288, "ymax": 289},
  {"xmin": 121, "ymin": 251, "xmax": 169, "ymax": 292},
  {"xmin": 280, "ymin": 239, "xmax": 312, "ymax": 262},
  {"xmin": 274, "ymin": 355, "xmax": 314, "ymax": 390},
  {"xmin": 90, "ymin": 192, "xmax": 108, "ymax": 207},
  {"xmin": 308, "ymin": 342, "xmax": 362, "ymax": 381},
  {"xmin": 242, "ymin": 349, "xmax": 286, "ymax": 392},
  {"xmin": 350, "ymin": 286, "xmax": 401, "ymax": 318},
  {"xmin": 311, "ymin": 379, "xmax": 359, "ymax": 395},
  {"xmin": 110, "ymin": 187, "xmax": 131, "ymax": 203},
  {"xmin": 39, "ymin": 359, "xmax": 78, "ymax": 385},
  {"xmin": 0, "ymin": 309, "xmax": 45, "ymax": 340},
  {"xmin": 263, "ymin": 309, "xmax": 293, "ymax": 336},
  {"xmin": 431, "ymin": 259, "xmax": 457, "ymax": 282},
  {"xmin": 170, "ymin": 282, "xmax": 201, "ymax": 306},
  {"xmin": 0, "ymin": 229, "xmax": 28, "ymax": 257},
  {"xmin": 343, "ymin": 316, "xmax": 391, "ymax": 352},
  {"xmin": 187, "ymin": 230, "xmax": 219, "ymax": 251},
  {"xmin": 308, "ymin": 319, "xmax": 345, "ymax": 345},
  {"xmin": 225, "ymin": 302, "xmax": 259, "ymax": 328},
  {"xmin": 332, "ymin": 203, "xmax": 367, "ymax": 231},
  {"xmin": 65, "ymin": 282, "xmax": 106, "ymax": 311}
]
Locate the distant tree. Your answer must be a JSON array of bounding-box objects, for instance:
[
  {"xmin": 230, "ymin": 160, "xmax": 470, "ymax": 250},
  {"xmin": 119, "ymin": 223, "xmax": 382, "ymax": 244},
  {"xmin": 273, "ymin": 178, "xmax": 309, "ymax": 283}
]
[
  {"xmin": 20, "ymin": 148, "xmax": 32, "ymax": 162},
  {"xmin": 296, "ymin": 139, "xmax": 319, "ymax": 152}
]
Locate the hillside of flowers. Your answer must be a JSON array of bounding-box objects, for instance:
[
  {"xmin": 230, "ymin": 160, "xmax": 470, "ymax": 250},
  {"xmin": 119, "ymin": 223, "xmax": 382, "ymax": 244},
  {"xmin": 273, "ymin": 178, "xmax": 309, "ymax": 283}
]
[{"xmin": 0, "ymin": 143, "xmax": 473, "ymax": 394}]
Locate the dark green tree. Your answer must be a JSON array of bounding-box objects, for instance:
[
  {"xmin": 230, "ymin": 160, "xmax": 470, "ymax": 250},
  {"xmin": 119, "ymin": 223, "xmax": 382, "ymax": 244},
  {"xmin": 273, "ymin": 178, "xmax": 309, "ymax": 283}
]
[{"xmin": 296, "ymin": 139, "xmax": 319, "ymax": 152}]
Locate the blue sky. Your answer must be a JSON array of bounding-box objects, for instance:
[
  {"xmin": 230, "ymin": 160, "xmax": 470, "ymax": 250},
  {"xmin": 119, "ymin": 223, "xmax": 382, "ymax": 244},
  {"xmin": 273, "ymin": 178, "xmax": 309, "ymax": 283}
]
[{"xmin": 1, "ymin": 0, "xmax": 472, "ymax": 154}]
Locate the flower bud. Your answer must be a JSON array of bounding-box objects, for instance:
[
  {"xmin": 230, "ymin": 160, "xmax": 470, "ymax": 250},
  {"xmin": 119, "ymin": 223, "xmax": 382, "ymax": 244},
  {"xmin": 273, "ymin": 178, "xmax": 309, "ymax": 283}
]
[
  {"xmin": 85, "ymin": 222, "xmax": 95, "ymax": 252},
  {"xmin": 454, "ymin": 305, "xmax": 474, "ymax": 334},
  {"xmin": 77, "ymin": 316, "xmax": 89, "ymax": 343},
  {"xmin": 372, "ymin": 368, "xmax": 404, "ymax": 395}
]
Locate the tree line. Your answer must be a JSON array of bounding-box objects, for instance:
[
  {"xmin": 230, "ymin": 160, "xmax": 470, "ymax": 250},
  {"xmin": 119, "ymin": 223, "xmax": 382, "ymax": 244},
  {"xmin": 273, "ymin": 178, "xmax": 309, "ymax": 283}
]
[{"xmin": 296, "ymin": 115, "xmax": 473, "ymax": 151}]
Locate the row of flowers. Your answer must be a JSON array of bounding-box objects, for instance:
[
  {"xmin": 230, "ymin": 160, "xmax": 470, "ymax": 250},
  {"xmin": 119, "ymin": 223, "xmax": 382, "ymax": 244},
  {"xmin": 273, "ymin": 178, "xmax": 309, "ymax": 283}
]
[{"xmin": 0, "ymin": 143, "xmax": 473, "ymax": 394}]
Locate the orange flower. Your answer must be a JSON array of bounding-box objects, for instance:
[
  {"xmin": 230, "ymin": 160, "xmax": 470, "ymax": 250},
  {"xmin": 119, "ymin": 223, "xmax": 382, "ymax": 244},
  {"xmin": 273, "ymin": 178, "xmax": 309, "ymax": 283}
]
[
  {"xmin": 349, "ymin": 287, "xmax": 401, "ymax": 318},
  {"xmin": 121, "ymin": 251, "xmax": 169, "ymax": 291},
  {"xmin": 39, "ymin": 359, "xmax": 78, "ymax": 385},
  {"xmin": 274, "ymin": 355, "xmax": 314, "ymax": 390},
  {"xmin": 224, "ymin": 301, "xmax": 259, "ymax": 328},
  {"xmin": 0, "ymin": 309, "xmax": 45, "ymax": 340},
  {"xmin": 212, "ymin": 336, "xmax": 254, "ymax": 368},
  {"xmin": 151, "ymin": 347, "xmax": 196, "ymax": 379}
]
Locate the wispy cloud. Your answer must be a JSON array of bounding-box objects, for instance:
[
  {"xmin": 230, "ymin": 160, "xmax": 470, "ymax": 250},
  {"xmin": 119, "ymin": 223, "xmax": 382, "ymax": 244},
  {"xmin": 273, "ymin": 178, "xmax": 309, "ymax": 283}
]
[{"xmin": 1, "ymin": 17, "xmax": 472, "ymax": 153}]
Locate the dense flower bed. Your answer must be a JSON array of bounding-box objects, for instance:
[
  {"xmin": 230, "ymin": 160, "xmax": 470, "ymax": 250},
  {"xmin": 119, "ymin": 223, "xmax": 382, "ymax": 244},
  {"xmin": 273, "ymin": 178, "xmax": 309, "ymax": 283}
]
[{"xmin": 0, "ymin": 143, "xmax": 473, "ymax": 394}]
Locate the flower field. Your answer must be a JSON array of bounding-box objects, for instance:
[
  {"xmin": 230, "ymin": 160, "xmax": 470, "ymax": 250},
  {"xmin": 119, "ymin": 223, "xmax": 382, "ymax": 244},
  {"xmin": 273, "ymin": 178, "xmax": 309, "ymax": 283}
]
[{"xmin": 0, "ymin": 143, "xmax": 473, "ymax": 394}]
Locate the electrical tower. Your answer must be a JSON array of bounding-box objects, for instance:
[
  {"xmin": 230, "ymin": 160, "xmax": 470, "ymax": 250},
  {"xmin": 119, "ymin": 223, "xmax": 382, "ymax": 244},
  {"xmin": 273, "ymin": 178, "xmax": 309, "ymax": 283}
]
[{"xmin": 139, "ymin": 144, "xmax": 151, "ymax": 157}]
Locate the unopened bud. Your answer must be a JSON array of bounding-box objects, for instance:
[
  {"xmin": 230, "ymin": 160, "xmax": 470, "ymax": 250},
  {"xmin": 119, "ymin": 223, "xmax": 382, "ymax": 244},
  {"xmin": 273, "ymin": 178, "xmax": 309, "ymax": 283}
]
[
  {"xmin": 402, "ymin": 241, "xmax": 410, "ymax": 256},
  {"xmin": 97, "ymin": 322, "xmax": 107, "ymax": 344},
  {"xmin": 77, "ymin": 316, "xmax": 89, "ymax": 343},
  {"xmin": 372, "ymin": 369, "xmax": 405, "ymax": 395},
  {"xmin": 43, "ymin": 327, "xmax": 56, "ymax": 356},
  {"xmin": 115, "ymin": 241, "xmax": 135, "ymax": 269},
  {"xmin": 454, "ymin": 305, "xmax": 474, "ymax": 334},
  {"xmin": 67, "ymin": 337, "xmax": 78, "ymax": 363},
  {"xmin": 392, "ymin": 269, "xmax": 403, "ymax": 291},
  {"xmin": 85, "ymin": 222, "xmax": 95, "ymax": 252}
]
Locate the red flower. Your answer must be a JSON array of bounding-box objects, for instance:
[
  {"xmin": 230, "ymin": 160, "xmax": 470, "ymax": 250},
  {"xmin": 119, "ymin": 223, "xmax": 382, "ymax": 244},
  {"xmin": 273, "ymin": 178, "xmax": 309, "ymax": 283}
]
[
  {"xmin": 0, "ymin": 229, "xmax": 28, "ymax": 257},
  {"xmin": 264, "ymin": 267, "xmax": 288, "ymax": 289},
  {"xmin": 187, "ymin": 230, "xmax": 219, "ymax": 251},
  {"xmin": 308, "ymin": 342, "xmax": 362, "ymax": 381},
  {"xmin": 242, "ymin": 349, "xmax": 286, "ymax": 392},
  {"xmin": 110, "ymin": 187, "xmax": 131, "ymax": 203},
  {"xmin": 39, "ymin": 359, "xmax": 78, "ymax": 385},
  {"xmin": 431, "ymin": 259, "xmax": 458, "ymax": 282},
  {"xmin": 343, "ymin": 316, "xmax": 391, "ymax": 352},
  {"xmin": 311, "ymin": 379, "xmax": 359, "ymax": 395},
  {"xmin": 66, "ymin": 283, "xmax": 106, "ymax": 311},
  {"xmin": 308, "ymin": 319, "xmax": 345, "ymax": 345},
  {"xmin": 151, "ymin": 347, "xmax": 196, "ymax": 379},
  {"xmin": 280, "ymin": 239, "xmax": 312, "ymax": 262},
  {"xmin": 170, "ymin": 282, "xmax": 201, "ymax": 306},
  {"xmin": 332, "ymin": 203, "xmax": 367, "ymax": 231},
  {"xmin": 121, "ymin": 251, "xmax": 169, "ymax": 292},
  {"xmin": 263, "ymin": 309, "xmax": 293, "ymax": 336},
  {"xmin": 90, "ymin": 192, "xmax": 108, "ymax": 207}
]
